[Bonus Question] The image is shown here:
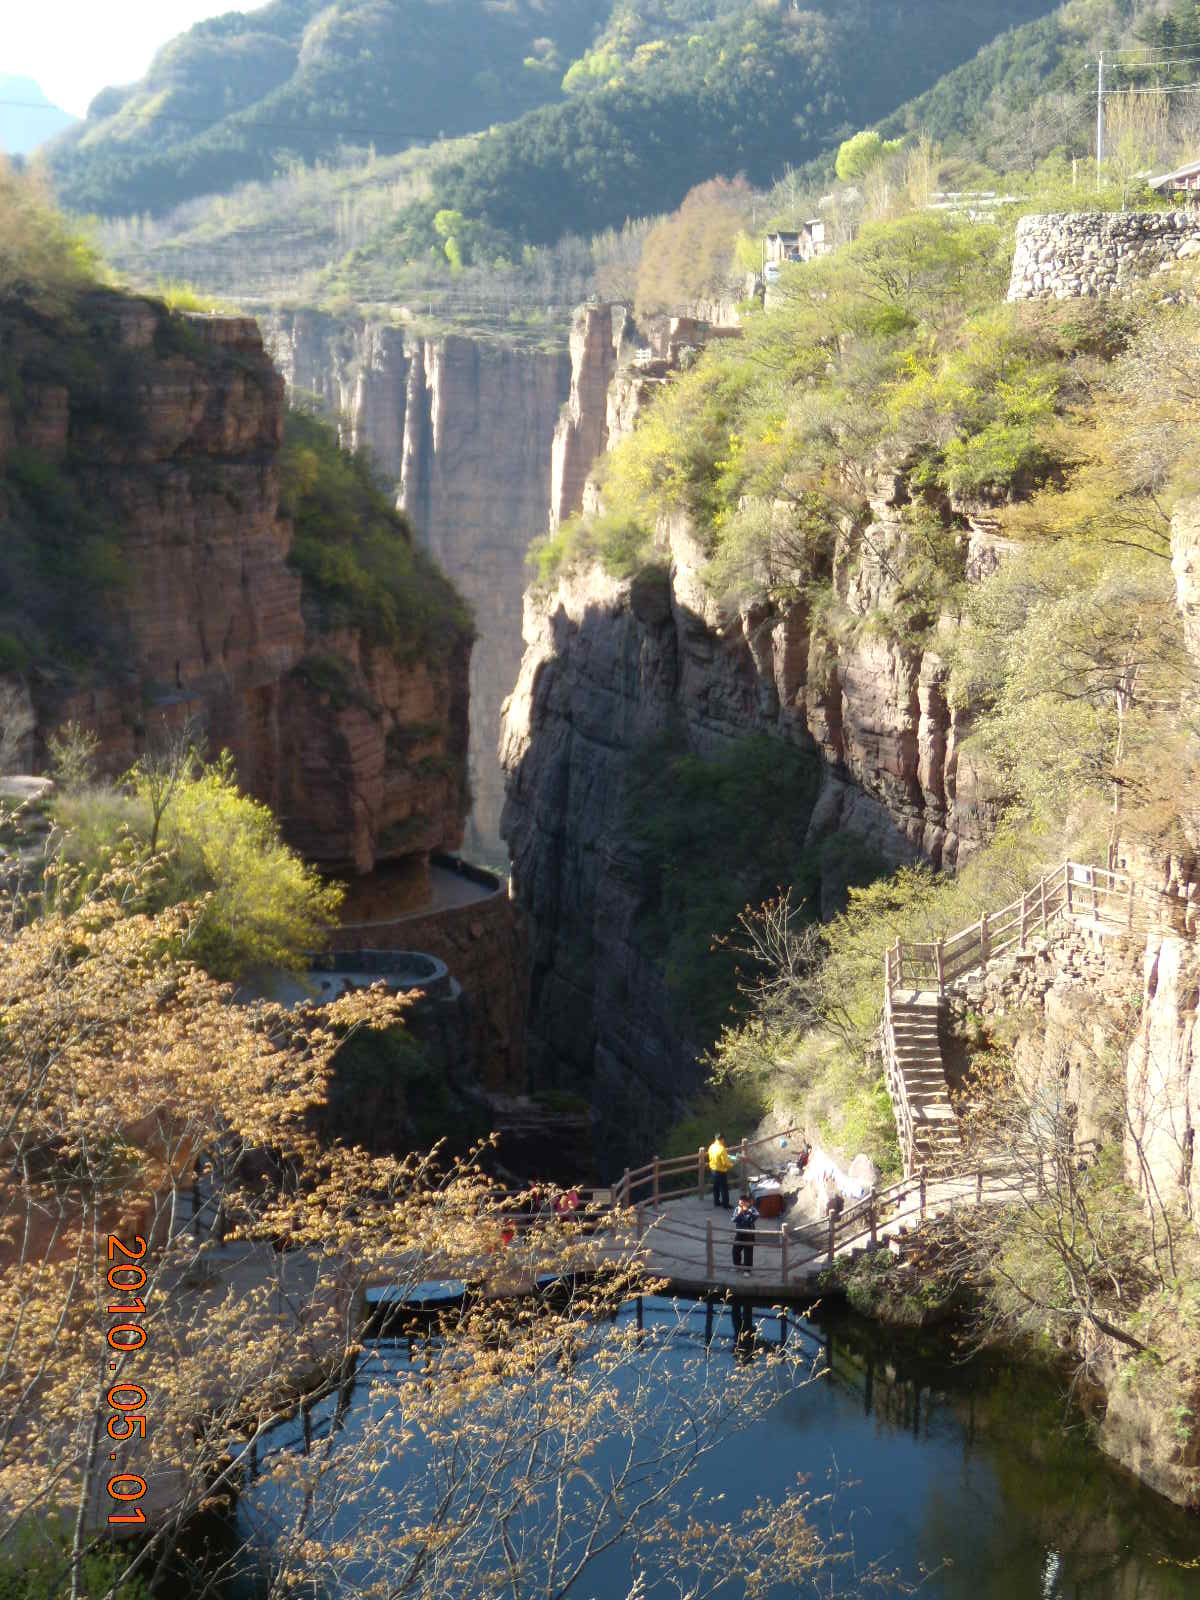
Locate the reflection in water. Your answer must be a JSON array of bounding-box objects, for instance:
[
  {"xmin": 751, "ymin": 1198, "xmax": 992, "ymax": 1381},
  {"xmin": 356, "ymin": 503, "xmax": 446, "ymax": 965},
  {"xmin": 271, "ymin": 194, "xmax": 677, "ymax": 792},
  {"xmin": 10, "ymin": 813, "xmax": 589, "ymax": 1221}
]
[{"xmin": 232, "ymin": 1296, "xmax": 1200, "ymax": 1600}]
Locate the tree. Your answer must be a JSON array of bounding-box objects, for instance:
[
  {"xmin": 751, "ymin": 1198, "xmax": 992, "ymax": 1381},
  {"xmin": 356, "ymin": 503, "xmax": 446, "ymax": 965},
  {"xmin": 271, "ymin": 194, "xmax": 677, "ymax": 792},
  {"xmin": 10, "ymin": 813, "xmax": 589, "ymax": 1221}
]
[
  {"xmin": 953, "ymin": 1026, "xmax": 1198, "ymax": 1388},
  {"xmin": 834, "ymin": 130, "xmax": 903, "ymax": 183},
  {"xmin": 47, "ymin": 722, "xmax": 101, "ymax": 794},
  {"xmin": 0, "ymin": 160, "xmax": 99, "ymax": 314},
  {"xmin": 128, "ymin": 717, "xmax": 202, "ymax": 856},
  {"xmin": 0, "ymin": 842, "xmax": 838, "ymax": 1600},
  {"xmin": 52, "ymin": 742, "xmax": 344, "ymax": 980},
  {"xmin": 634, "ymin": 177, "xmax": 755, "ymax": 318}
]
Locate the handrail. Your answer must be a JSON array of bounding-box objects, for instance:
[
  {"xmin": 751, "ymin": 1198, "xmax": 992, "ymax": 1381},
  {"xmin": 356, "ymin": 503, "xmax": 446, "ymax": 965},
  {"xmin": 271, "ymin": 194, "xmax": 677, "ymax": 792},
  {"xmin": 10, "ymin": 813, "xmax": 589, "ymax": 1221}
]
[
  {"xmin": 613, "ymin": 1125, "xmax": 806, "ymax": 1208},
  {"xmin": 879, "ymin": 859, "xmax": 1165, "ymax": 1177},
  {"xmin": 884, "ymin": 860, "xmax": 1182, "ymax": 1003}
]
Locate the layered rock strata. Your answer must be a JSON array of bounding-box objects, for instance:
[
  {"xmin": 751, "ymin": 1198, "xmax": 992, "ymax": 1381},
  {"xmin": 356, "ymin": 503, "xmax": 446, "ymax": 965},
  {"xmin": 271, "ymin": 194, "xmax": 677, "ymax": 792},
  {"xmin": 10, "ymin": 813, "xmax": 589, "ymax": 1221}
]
[
  {"xmin": 0, "ymin": 289, "xmax": 469, "ymax": 878},
  {"xmin": 1008, "ymin": 208, "xmax": 1200, "ymax": 301},
  {"xmin": 264, "ymin": 311, "xmax": 570, "ymax": 862}
]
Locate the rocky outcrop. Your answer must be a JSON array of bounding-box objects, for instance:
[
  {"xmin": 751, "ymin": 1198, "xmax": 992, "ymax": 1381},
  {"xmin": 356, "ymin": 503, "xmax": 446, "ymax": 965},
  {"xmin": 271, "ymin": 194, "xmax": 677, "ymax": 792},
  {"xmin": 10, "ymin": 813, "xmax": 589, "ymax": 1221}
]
[
  {"xmin": 263, "ymin": 311, "xmax": 570, "ymax": 862},
  {"xmin": 1, "ymin": 289, "xmax": 469, "ymax": 878},
  {"xmin": 1008, "ymin": 208, "xmax": 1200, "ymax": 301},
  {"xmin": 1128, "ymin": 933, "xmax": 1200, "ymax": 1221},
  {"xmin": 548, "ymin": 306, "xmax": 623, "ymax": 532}
]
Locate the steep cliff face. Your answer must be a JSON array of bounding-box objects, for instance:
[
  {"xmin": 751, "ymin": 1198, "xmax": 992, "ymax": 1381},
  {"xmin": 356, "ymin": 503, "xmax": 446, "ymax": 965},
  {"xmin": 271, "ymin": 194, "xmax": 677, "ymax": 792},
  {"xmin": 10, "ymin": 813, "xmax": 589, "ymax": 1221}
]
[
  {"xmin": 263, "ymin": 310, "xmax": 570, "ymax": 862},
  {"xmin": 548, "ymin": 306, "xmax": 623, "ymax": 532},
  {"xmin": 500, "ymin": 492, "xmax": 999, "ymax": 1161},
  {"xmin": 0, "ymin": 289, "xmax": 469, "ymax": 877}
]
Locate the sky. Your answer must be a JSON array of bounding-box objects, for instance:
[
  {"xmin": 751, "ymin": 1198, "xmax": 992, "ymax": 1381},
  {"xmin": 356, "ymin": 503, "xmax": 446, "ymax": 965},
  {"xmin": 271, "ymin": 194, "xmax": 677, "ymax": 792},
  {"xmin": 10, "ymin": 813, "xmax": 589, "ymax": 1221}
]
[{"xmin": 4, "ymin": 1, "xmax": 270, "ymax": 118}]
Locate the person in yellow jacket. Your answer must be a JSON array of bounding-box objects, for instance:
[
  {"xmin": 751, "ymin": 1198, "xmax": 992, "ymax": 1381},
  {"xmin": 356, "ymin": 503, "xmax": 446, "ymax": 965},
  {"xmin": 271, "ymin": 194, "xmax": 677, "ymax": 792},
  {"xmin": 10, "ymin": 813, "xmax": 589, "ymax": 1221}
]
[{"xmin": 707, "ymin": 1134, "xmax": 733, "ymax": 1209}]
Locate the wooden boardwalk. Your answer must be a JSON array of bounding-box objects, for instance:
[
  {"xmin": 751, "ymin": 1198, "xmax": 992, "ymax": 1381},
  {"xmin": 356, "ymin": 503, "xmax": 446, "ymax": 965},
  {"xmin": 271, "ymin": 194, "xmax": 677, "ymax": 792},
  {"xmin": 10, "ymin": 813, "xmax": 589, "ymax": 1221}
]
[
  {"xmin": 882, "ymin": 860, "xmax": 1183, "ymax": 1174},
  {"xmin": 632, "ymin": 1167, "xmax": 1029, "ymax": 1299},
  {"xmin": 608, "ymin": 1129, "xmax": 1039, "ymax": 1301}
]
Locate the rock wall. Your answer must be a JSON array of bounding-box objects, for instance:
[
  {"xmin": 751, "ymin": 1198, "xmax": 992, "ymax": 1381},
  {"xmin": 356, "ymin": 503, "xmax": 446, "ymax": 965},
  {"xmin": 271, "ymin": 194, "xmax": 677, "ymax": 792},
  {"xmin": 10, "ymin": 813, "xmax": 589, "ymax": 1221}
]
[
  {"xmin": 1, "ymin": 289, "xmax": 469, "ymax": 878},
  {"xmin": 945, "ymin": 916, "xmax": 1199, "ymax": 1507},
  {"xmin": 264, "ymin": 311, "xmax": 570, "ymax": 862},
  {"xmin": 500, "ymin": 489, "xmax": 999, "ymax": 1167},
  {"xmin": 1007, "ymin": 208, "xmax": 1200, "ymax": 301},
  {"xmin": 548, "ymin": 306, "xmax": 624, "ymax": 532},
  {"xmin": 1127, "ymin": 933, "xmax": 1199, "ymax": 1221}
]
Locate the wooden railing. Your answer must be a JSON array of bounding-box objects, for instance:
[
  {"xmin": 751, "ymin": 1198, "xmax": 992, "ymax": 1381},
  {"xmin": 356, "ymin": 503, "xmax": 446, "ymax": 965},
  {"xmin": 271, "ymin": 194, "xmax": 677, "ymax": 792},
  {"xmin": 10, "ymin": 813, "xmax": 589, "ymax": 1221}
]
[
  {"xmin": 883, "ymin": 860, "xmax": 1181, "ymax": 1001},
  {"xmin": 879, "ymin": 860, "xmax": 1181, "ymax": 1176},
  {"xmin": 612, "ymin": 1126, "xmax": 806, "ymax": 1209},
  {"xmin": 625, "ymin": 1156, "xmax": 1059, "ymax": 1287}
]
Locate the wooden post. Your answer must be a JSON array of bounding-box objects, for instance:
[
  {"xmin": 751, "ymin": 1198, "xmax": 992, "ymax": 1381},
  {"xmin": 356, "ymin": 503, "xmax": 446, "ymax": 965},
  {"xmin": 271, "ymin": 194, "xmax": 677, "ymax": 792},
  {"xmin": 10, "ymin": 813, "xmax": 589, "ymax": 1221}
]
[
  {"xmin": 706, "ymin": 1219, "xmax": 715, "ymax": 1278},
  {"xmin": 976, "ymin": 1166, "xmax": 983, "ymax": 1204},
  {"xmin": 980, "ymin": 912, "xmax": 990, "ymax": 963},
  {"xmin": 781, "ymin": 1226, "xmax": 789, "ymax": 1282},
  {"xmin": 620, "ymin": 1168, "xmax": 630, "ymax": 1206},
  {"xmin": 1091, "ymin": 867, "xmax": 1098, "ymax": 918},
  {"xmin": 1040, "ymin": 875, "xmax": 1047, "ymax": 933},
  {"xmin": 883, "ymin": 950, "xmax": 890, "ymax": 993},
  {"xmin": 827, "ymin": 1213, "xmax": 836, "ymax": 1267},
  {"xmin": 868, "ymin": 1193, "xmax": 877, "ymax": 1250},
  {"xmin": 1066, "ymin": 870, "xmax": 1073, "ymax": 916},
  {"xmin": 935, "ymin": 941, "xmax": 945, "ymax": 995},
  {"xmin": 697, "ymin": 1146, "xmax": 705, "ymax": 1198},
  {"xmin": 1019, "ymin": 890, "xmax": 1027, "ymax": 946},
  {"xmin": 919, "ymin": 1169, "xmax": 927, "ymax": 1220},
  {"xmin": 652, "ymin": 1157, "xmax": 660, "ymax": 1205}
]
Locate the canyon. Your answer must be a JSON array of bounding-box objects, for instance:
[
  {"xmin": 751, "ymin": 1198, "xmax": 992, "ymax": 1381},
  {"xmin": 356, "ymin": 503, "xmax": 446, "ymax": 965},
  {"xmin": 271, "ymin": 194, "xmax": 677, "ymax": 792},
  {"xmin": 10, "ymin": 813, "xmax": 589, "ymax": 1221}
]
[{"xmin": 263, "ymin": 311, "xmax": 570, "ymax": 863}]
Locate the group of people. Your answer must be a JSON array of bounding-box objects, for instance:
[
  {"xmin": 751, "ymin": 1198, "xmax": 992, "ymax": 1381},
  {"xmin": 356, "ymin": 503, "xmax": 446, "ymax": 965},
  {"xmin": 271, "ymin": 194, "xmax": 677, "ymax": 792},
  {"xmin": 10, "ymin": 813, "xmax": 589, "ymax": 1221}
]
[{"xmin": 706, "ymin": 1134, "xmax": 760, "ymax": 1276}]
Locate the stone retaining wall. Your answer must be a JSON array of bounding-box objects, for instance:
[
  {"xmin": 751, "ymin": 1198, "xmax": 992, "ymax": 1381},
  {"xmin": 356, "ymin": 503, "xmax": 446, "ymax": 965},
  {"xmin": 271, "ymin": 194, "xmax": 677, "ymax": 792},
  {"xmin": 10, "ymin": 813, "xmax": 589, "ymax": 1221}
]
[
  {"xmin": 331, "ymin": 886, "xmax": 526, "ymax": 1091},
  {"xmin": 1008, "ymin": 208, "xmax": 1200, "ymax": 301}
]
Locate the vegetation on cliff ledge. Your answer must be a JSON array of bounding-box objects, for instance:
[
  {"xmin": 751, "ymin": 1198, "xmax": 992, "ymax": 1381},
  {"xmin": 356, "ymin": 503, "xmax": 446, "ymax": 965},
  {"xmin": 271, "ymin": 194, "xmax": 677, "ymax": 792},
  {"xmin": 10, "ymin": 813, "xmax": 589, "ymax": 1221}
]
[
  {"xmin": 281, "ymin": 403, "xmax": 474, "ymax": 662},
  {"xmin": 565, "ymin": 202, "xmax": 1200, "ymax": 1201}
]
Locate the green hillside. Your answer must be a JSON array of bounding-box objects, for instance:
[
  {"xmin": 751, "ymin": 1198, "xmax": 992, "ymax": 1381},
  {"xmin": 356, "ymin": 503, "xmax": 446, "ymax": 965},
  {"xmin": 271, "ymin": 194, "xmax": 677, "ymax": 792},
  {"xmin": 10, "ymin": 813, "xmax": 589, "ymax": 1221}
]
[
  {"xmin": 48, "ymin": 0, "xmax": 1064, "ymax": 223},
  {"xmin": 46, "ymin": 0, "xmax": 600, "ymax": 217},
  {"xmin": 337, "ymin": 0, "xmax": 1063, "ymax": 263},
  {"xmin": 880, "ymin": 0, "xmax": 1200, "ymax": 172}
]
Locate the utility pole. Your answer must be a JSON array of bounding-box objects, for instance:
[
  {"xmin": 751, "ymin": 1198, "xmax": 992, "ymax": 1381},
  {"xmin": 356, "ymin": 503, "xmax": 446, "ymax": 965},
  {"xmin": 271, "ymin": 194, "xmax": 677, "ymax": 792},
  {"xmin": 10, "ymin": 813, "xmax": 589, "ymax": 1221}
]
[{"xmin": 1096, "ymin": 51, "xmax": 1105, "ymax": 189}]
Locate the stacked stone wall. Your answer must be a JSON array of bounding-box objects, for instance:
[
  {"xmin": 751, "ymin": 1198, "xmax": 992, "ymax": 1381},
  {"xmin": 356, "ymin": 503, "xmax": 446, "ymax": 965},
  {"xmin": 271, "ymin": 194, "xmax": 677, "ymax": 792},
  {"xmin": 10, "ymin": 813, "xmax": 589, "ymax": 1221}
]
[{"xmin": 1008, "ymin": 208, "xmax": 1200, "ymax": 301}]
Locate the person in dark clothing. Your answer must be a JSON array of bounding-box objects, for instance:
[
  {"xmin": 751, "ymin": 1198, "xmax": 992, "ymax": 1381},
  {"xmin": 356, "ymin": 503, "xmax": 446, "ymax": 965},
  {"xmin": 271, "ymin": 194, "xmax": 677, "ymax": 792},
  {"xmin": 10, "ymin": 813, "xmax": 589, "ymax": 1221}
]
[{"xmin": 732, "ymin": 1194, "xmax": 759, "ymax": 1275}]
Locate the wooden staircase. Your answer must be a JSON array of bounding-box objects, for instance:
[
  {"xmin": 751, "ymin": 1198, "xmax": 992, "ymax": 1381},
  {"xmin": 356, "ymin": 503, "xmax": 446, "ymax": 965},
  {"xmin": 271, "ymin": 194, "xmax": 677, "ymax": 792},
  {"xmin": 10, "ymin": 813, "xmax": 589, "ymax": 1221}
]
[
  {"xmin": 879, "ymin": 860, "xmax": 1189, "ymax": 1175},
  {"xmin": 886, "ymin": 992, "xmax": 960, "ymax": 1172}
]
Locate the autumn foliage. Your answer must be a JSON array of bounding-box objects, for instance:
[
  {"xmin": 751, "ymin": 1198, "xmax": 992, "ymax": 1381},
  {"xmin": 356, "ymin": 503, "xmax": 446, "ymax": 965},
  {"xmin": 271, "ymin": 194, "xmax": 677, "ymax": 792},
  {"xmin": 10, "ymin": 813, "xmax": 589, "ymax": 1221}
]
[{"xmin": 634, "ymin": 177, "xmax": 755, "ymax": 318}]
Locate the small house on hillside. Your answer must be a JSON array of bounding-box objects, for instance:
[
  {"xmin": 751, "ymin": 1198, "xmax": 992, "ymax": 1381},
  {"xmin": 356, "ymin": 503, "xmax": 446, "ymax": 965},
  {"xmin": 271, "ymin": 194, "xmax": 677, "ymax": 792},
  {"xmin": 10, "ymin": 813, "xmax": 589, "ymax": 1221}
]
[
  {"xmin": 1149, "ymin": 159, "xmax": 1200, "ymax": 196},
  {"xmin": 762, "ymin": 220, "xmax": 829, "ymax": 281}
]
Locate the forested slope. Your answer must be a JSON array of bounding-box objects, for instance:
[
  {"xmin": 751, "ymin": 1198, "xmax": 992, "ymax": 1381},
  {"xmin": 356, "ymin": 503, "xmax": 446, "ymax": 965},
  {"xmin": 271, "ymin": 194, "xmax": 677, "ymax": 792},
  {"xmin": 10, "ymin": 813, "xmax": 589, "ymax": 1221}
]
[
  {"xmin": 45, "ymin": 0, "xmax": 599, "ymax": 216},
  {"xmin": 880, "ymin": 0, "xmax": 1200, "ymax": 172},
  {"xmin": 50, "ymin": 0, "xmax": 1059, "ymax": 226}
]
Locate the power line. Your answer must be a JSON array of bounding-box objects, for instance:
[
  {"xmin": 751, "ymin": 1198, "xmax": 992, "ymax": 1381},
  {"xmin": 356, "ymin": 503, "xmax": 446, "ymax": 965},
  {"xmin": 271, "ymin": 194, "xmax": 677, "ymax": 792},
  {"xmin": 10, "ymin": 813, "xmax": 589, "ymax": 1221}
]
[{"xmin": 1104, "ymin": 80, "xmax": 1200, "ymax": 94}]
